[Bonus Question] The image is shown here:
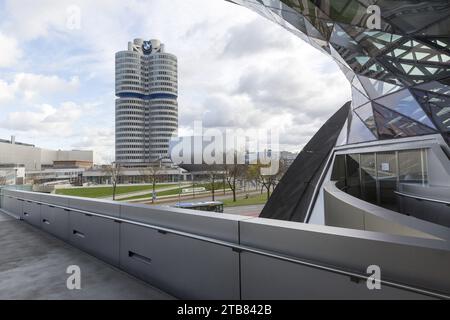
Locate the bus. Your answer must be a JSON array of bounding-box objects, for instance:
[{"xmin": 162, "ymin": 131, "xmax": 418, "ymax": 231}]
[{"xmin": 174, "ymin": 201, "xmax": 224, "ymax": 213}]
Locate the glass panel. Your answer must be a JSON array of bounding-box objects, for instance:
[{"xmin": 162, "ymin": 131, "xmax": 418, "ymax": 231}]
[
  {"xmin": 358, "ymin": 75, "xmax": 403, "ymax": 99},
  {"xmin": 373, "ymin": 103, "xmax": 436, "ymax": 139},
  {"xmin": 375, "ymin": 89, "xmax": 436, "ymax": 128},
  {"xmin": 331, "ymin": 154, "xmax": 346, "ymax": 188},
  {"xmin": 329, "ymin": 24, "xmax": 359, "ymax": 50},
  {"xmin": 346, "ymin": 154, "xmax": 360, "ymax": 198},
  {"xmin": 360, "ymin": 153, "xmax": 377, "ymax": 204},
  {"xmin": 423, "ymin": 149, "xmax": 428, "ymax": 183},
  {"xmin": 355, "ymin": 103, "xmax": 378, "ymax": 137},
  {"xmin": 348, "ymin": 112, "xmax": 377, "ymax": 144},
  {"xmin": 352, "ymin": 88, "xmax": 369, "ymax": 108},
  {"xmin": 411, "ymin": 89, "xmax": 450, "ymax": 133},
  {"xmin": 381, "ymin": 3, "xmax": 450, "ymax": 35},
  {"xmin": 352, "ymin": 76, "xmax": 368, "ymax": 96},
  {"xmin": 398, "ymin": 149, "xmax": 426, "ymax": 184},
  {"xmin": 377, "ymin": 152, "xmax": 398, "ymax": 210}
]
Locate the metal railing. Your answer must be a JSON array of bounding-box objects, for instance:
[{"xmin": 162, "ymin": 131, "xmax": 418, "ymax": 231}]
[
  {"xmin": 1, "ymin": 192, "xmax": 449, "ymax": 299},
  {"xmin": 395, "ymin": 191, "xmax": 450, "ymax": 206}
]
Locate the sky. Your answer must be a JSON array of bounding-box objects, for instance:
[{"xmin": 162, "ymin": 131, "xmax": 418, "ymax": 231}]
[{"xmin": 0, "ymin": 0, "xmax": 351, "ymax": 164}]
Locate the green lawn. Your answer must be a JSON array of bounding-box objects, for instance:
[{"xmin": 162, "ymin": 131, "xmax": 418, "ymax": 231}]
[
  {"xmin": 222, "ymin": 193, "xmax": 268, "ymax": 207},
  {"xmin": 120, "ymin": 187, "xmax": 183, "ymax": 201},
  {"xmin": 120, "ymin": 182, "xmax": 227, "ymax": 201},
  {"xmin": 55, "ymin": 184, "xmax": 174, "ymax": 198}
]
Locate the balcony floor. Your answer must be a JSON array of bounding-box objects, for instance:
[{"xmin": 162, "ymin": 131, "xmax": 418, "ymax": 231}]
[{"xmin": 0, "ymin": 211, "xmax": 173, "ymax": 300}]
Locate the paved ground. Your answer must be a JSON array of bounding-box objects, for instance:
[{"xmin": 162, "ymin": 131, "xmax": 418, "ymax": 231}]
[{"xmin": 0, "ymin": 211, "xmax": 173, "ymax": 300}]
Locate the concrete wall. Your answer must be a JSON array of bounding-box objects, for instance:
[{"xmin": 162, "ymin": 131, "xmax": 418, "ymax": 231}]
[
  {"xmin": 324, "ymin": 182, "xmax": 450, "ymax": 241},
  {"xmin": 398, "ymin": 184, "xmax": 450, "ymax": 227},
  {"xmin": 1, "ymin": 189, "xmax": 450, "ymax": 299},
  {"xmin": 0, "ymin": 142, "xmax": 42, "ymax": 170}
]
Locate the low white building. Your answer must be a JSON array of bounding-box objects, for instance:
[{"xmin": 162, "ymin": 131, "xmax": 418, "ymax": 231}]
[
  {"xmin": 0, "ymin": 136, "xmax": 93, "ymax": 171},
  {"xmin": 0, "ymin": 136, "xmax": 93, "ymax": 185}
]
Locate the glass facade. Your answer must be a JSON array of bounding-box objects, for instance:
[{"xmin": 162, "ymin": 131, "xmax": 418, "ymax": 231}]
[
  {"xmin": 229, "ymin": 0, "xmax": 450, "ymax": 146},
  {"xmin": 332, "ymin": 149, "xmax": 428, "ymax": 211}
]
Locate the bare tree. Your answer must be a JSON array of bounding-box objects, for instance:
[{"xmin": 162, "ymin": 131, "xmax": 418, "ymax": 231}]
[
  {"xmin": 258, "ymin": 158, "xmax": 288, "ymax": 200},
  {"xmin": 206, "ymin": 166, "xmax": 223, "ymax": 201},
  {"xmin": 222, "ymin": 149, "xmax": 249, "ymax": 202},
  {"xmin": 102, "ymin": 163, "xmax": 122, "ymax": 200},
  {"xmin": 0, "ymin": 176, "xmax": 7, "ymax": 186},
  {"xmin": 139, "ymin": 162, "xmax": 163, "ymax": 204},
  {"xmin": 223, "ymin": 164, "xmax": 246, "ymax": 202}
]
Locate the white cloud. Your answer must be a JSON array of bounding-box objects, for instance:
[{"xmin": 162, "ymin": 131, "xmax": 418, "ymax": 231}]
[
  {"xmin": 71, "ymin": 128, "xmax": 115, "ymax": 164},
  {"xmin": 0, "ymin": 79, "xmax": 15, "ymax": 104},
  {"xmin": 0, "ymin": 73, "xmax": 80, "ymax": 105},
  {"xmin": 0, "ymin": 32, "xmax": 22, "ymax": 67},
  {"xmin": 0, "ymin": 102, "xmax": 83, "ymax": 136}
]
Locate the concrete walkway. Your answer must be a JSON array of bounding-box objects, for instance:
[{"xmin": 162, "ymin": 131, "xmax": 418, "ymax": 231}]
[{"xmin": 0, "ymin": 211, "xmax": 174, "ymax": 300}]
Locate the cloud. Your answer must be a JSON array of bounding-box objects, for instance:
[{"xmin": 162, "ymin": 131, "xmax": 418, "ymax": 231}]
[
  {"xmin": 0, "ymin": 32, "xmax": 22, "ymax": 67},
  {"xmin": 0, "ymin": 102, "xmax": 83, "ymax": 136},
  {"xmin": 0, "ymin": 73, "xmax": 80, "ymax": 105},
  {"xmin": 71, "ymin": 128, "xmax": 115, "ymax": 164},
  {"xmin": 0, "ymin": 79, "xmax": 15, "ymax": 104},
  {"xmin": 221, "ymin": 18, "xmax": 294, "ymax": 58},
  {"xmin": 234, "ymin": 58, "xmax": 350, "ymax": 121}
]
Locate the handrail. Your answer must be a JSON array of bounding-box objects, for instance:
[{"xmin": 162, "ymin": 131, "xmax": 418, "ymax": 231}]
[
  {"xmin": 395, "ymin": 191, "xmax": 450, "ymax": 206},
  {"xmin": 2, "ymin": 193, "xmax": 449, "ymax": 299}
]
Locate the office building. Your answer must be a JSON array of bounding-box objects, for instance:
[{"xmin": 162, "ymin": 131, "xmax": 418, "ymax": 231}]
[{"xmin": 115, "ymin": 38, "xmax": 178, "ymax": 166}]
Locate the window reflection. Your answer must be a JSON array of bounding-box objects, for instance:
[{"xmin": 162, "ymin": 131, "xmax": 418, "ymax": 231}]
[
  {"xmin": 377, "ymin": 152, "xmax": 398, "ymax": 210},
  {"xmin": 332, "ymin": 148, "xmax": 428, "ymax": 212},
  {"xmin": 360, "ymin": 153, "xmax": 377, "ymax": 203},
  {"xmin": 399, "ymin": 149, "xmax": 427, "ymax": 184},
  {"xmin": 346, "ymin": 154, "xmax": 361, "ymax": 198}
]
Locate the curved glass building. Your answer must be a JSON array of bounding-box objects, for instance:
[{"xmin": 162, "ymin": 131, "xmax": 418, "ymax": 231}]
[
  {"xmin": 115, "ymin": 38, "xmax": 178, "ymax": 166},
  {"xmin": 228, "ymin": 1, "xmax": 450, "ymax": 227}
]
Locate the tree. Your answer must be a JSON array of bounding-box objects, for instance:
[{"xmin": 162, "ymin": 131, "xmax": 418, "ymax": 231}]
[
  {"xmin": 102, "ymin": 163, "xmax": 122, "ymax": 200},
  {"xmin": 206, "ymin": 166, "xmax": 223, "ymax": 201},
  {"xmin": 253, "ymin": 159, "xmax": 289, "ymax": 200},
  {"xmin": 246, "ymin": 164, "xmax": 261, "ymax": 193},
  {"xmin": 223, "ymin": 164, "xmax": 246, "ymax": 203},
  {"xmin": 139, "ymin": 163, "xmax": 163, "ymax": 204},
  {"xmin": 0, "ymin": 176, "xmax": 7, "ymax": 186}
]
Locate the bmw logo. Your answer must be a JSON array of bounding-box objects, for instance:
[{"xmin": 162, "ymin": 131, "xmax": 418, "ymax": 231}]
[{"xmin": 142, "ymin": 41, "xmax": 152, "ymax": 54}]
